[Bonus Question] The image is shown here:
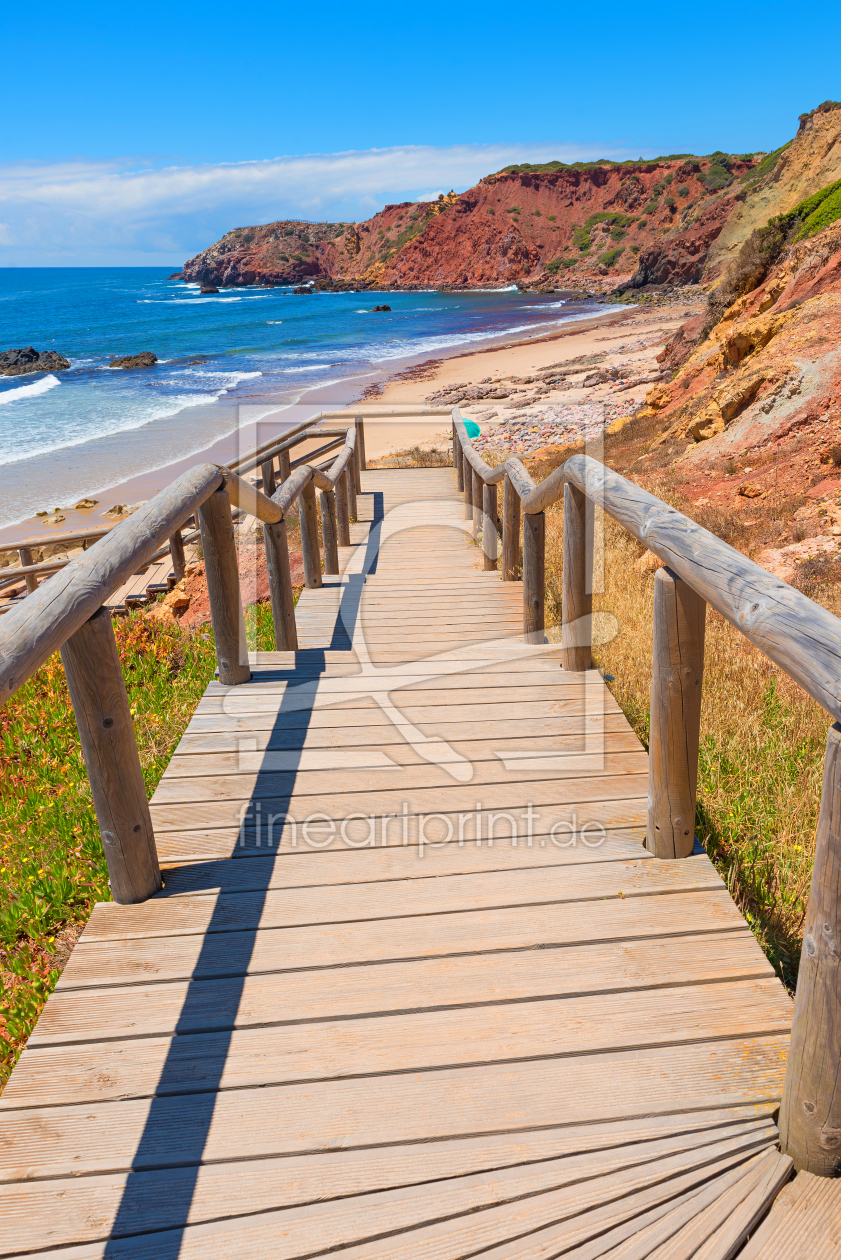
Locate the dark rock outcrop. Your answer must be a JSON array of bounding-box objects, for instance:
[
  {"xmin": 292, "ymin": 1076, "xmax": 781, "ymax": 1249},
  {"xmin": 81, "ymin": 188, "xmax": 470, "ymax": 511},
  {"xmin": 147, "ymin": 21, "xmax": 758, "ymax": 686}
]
[
  {"xmin": 371, "ymin": 304, "xmax": 392, "ymax": 311},
  {"xmin": 0, "ymin": 347, "xmax": 71, "ymax": 376},
  {"xmin": 109, "ymin": 352, "xmax": 158, "ymax": 369},
  {"xmin": 292, "ymin": 285, "xmax": 314, "ymax": 295},
  {"xmin": 200, "ymin": 285, "xmax": 220, "ymax": 294}
]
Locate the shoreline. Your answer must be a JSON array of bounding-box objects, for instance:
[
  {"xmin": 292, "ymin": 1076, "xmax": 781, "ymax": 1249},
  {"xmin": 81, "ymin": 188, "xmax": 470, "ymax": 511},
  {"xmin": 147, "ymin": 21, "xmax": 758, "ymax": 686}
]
[{"xmin": 0, "ymin": 298, "xmax": 678, "ymax": 551}]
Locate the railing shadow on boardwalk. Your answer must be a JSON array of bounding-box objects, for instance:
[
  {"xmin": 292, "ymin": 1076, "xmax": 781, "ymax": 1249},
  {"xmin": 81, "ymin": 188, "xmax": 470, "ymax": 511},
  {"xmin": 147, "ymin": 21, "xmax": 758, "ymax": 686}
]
[{"xmin": 103, "ymin": 491, "xmax": 384, "ymax": 1252}]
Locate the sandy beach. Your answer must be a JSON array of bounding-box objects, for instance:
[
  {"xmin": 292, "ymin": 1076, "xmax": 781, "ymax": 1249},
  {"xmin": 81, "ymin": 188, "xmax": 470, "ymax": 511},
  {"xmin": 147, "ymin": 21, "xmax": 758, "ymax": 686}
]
[
  {"xmin": 0, "ymin": 294, "xmax": 700, "ymax": 574},
  {"xmin": 359, "ymin": 295, "xmax": 701, "ymax": 460}
]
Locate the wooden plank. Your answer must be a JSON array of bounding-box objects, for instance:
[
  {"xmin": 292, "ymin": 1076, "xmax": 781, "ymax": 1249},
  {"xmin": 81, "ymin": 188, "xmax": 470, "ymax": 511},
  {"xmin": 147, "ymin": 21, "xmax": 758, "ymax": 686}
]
[
  {"xmin": 18, "ymin": 1129, "xmax": 778, "ymax": 1259},
  {"xmin": 57, "ymin": 890, "xmax": 747, "ymax": 989},
  {"xmin": 165, "ymin": 725, "xmax": 642, "ymax": 773},
  {"xmin": 0, "ymin": 1039, "xmax": 787, "ymax": 1182},
  {"xmin": 34, "ymin": 930, "xmax": 769, "ymax": 1045},
  {"xmin": 80, "ymin": 857, "xmax": 721, "ymax": 942},
  {"xmin": 154, "ymin": 835, "xmax": 651, "ymax": 896},
  {"xmin": 149, "ymin": 754, "xmax": 650, "ymax": 805},
  {"xmin": 4, "ymin": 979, "xmax": 791, "ymax": 1107},
  {"xmin": 149, "ymin": 789, "xmax": 649, "ymax": 844},
  {"xmin": 739, "ymin": 1170, "xmax": 841, "ymax": 1259},
  {"xmin": 4, "ymin": 1119, "xmax": 751, "ymax": 1260}
]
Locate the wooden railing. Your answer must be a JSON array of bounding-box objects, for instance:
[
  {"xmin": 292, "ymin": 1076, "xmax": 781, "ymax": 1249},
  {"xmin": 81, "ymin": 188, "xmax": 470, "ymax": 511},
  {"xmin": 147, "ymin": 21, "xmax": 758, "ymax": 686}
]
[
  {"xmin": 452, "ymin": 407, "xmax": 841, "ymax": 1180},
  {"xmin": 0, "ymin": 415, "xmax": 365, "ymax": 903}
]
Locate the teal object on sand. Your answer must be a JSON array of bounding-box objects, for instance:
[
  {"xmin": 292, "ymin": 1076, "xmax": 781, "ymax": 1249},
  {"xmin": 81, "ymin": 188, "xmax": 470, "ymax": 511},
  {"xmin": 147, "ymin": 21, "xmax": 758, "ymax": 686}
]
[{"xmin": 464, "ymin": 420, "xmax": 481, "ymax": 439}]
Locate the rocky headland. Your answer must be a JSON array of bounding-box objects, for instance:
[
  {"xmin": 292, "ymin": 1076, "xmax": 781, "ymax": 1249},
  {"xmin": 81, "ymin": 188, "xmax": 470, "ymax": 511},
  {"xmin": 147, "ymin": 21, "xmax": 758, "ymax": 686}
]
[{"xmin": 178, "ymin": 103, "xmax": 841, "ymax": 298}]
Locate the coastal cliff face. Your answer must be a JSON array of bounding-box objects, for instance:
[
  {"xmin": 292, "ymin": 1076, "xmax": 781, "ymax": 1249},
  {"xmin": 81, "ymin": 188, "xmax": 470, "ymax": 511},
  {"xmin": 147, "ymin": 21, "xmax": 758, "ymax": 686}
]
[
  {"xmin": 181, "ymin": 157, "xmax": 758, "ymax": 292},
  {"xmin": 181, "ymin": 103, "xmax": 841, "ymax": 297}
]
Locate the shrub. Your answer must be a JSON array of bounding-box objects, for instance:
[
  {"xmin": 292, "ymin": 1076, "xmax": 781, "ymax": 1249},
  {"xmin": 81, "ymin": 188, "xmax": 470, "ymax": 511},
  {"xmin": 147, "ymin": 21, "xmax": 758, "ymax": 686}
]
[
  {"xmin": 630, "ymin": 245, "xmax": 641, "ymax": 253},
  {"xmin": 610, "ymin": 226, "xmax": 626, "ymax": 241},
  {"xmin": 573, "ymin": 226, "xmax": 591, "ymax": 251},
  {"xmin": 663, "ymin": 173, "xmax": 674, "ymax": 185},
  {"xmin": 598, "ymin": 246, "xmax": 625, "ymax": 268},
  {"xmin": 775, "ymin": 178, "xmax": 841, "ymax": 241},
  {"xmin": 546, "ymin": 259, "xmax": 561, "ymax": 273},
  {"xmin": 506, "ymin": 206, "xmax": 521, "ymax": 214},
  {"xmin": 560, "ymin": 258, "xmax": 578, "ymax": 268},
  {"xmin": 279, "ymin": 254, "xmax": 290, "ymax": 262},
  {"xmin": 533, "ymin": 209, "xmax": 541, "ymax": 216},
  {"xmin": 487, "ymin": 208, "xmax": 495, "ymax": 215},
  {"xmin": 677, "ymin": 184, "xmax": 689, "ymax": 197},
  {"xmin": 643, "ymin": 200, "xmax": 659, "ymax": 214},
  {"xmin": 547, "ymin": 214, "xmax": 556, "ymax": 221},
  {"xmin": 665, "ymin": 197, "xmax": 676, "ymax": 209}
]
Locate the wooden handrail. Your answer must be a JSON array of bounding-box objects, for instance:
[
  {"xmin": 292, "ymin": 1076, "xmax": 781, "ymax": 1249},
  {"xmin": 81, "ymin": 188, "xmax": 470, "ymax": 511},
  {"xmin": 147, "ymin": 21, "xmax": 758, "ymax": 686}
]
[
  {"xmin": 454, "ymin": 406, "xmax": 841, "ymax": 1178},
  {"xmin": 0, "ymin": 463, "xmax": 224, "ymax": 706}
]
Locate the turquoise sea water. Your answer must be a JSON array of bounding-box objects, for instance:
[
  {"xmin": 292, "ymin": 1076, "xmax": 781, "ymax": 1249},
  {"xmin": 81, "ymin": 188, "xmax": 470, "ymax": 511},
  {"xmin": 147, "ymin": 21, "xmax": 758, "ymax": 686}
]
[{"xmin": 0, "ymin": 269, "xmax": 603, "ymax": 528}]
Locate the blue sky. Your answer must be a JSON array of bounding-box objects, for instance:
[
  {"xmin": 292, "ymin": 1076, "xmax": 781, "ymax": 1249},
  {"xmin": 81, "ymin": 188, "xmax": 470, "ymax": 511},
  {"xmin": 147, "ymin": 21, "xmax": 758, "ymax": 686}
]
[{"xmin": 2, "ymin": 0, "xmax": 839, "ymax": 265}]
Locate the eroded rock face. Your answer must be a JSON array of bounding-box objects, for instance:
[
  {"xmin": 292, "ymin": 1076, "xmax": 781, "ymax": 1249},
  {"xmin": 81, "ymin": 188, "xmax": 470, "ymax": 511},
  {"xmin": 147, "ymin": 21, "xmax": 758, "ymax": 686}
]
[
  {"xmin": 0, "ymin": 347, "xmax": 71, "ymax": 376},
  {"xmin": 638, "ymin": 218, "xmax": 841, "ymax": 466}
]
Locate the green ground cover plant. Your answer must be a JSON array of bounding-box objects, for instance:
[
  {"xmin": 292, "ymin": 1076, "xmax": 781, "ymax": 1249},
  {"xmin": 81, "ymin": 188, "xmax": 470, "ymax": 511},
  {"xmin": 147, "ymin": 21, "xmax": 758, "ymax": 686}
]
[{"xmin": 0, "ymin": 603, "xmax": 275, "ymax": 1089}]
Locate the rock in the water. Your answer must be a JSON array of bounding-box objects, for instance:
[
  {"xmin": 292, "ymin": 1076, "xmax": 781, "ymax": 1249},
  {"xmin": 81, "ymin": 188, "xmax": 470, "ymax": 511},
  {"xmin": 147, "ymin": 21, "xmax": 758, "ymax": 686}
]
[
  {"xmin": 371, "ymin": 304, "xmax": 392, "ymax": 312},
  {"xmin": 109, "ymin": 352, "xmax": 158, "ymax": 369},
  {"xmin": 168, "ymin": 272, "xmax": 184, "ymax": 280},
  {"xmin": 292, "ymin": 285, "xmax": 314, "ymax": 295},
  {"xmin": 200, "ymin": 285, "xmax": 220, "ymax": 294},
  {"xmin": 0, "ymin": 347, "xmax": 71, "ymax": 376}
]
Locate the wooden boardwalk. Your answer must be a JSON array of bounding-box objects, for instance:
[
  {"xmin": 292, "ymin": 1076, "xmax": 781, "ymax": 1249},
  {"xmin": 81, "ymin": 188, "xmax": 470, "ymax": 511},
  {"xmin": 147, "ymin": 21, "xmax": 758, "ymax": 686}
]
[{"xmin": 0, "ymin": 467, "xmax": 795, "ymax": 1257}]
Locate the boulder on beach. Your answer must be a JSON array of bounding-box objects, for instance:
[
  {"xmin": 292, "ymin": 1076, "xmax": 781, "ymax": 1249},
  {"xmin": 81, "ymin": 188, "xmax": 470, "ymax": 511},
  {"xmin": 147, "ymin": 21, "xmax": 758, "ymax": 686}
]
[
  {"xmin": 109, "ymin": 352, "xmax": 158, "ymax": 369},
  {"xmin": 200, "ymin": 285, "xmax": 220, "ymax": 294},
  {"xmin": 0, "ymin": 347, "xmax": 71, "ymax": 376}
]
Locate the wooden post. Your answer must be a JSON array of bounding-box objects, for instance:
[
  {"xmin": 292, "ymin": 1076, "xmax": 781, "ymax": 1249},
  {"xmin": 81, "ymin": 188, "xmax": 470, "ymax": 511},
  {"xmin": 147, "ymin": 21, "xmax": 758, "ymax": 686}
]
[
  {"xmin": 462, "ymin": 453, "xmax": 473, "ymax": 520},
  {"xmin": 260, "ymin": 457, "xmax": 277, "ymax": 498},
  {"xmin": 502, "ymin": 475, "xmax": 520, "ymax": 582},
  {"xmin": 336, "ymin": 471, "xmax": 351, "ymax": 546},
  {"xmin": 264, "ymin": 519, "xmax": 298, "ymax": 651},
  {"xmin": 60, "ymin": 607, "xmax": 161, "ymax": 903},
  {"xmin": 646, "ymin": 566, "xmax": 706, "ymax": 859},
  {"xmin": 320, "ymin": 489, "xmax": 340, "ymax": 575},
  {"xmin": 355, "ymin": 416, "xmax": 367, "ymax": 472},
  {"xmin": 278, "ymin": 448, "xmax": 292, "ymax": 483},
  {"xmin": 197, "ymin": 487, "xmax": 251, "ymax": 685},
  {"xmin": 562, "ymin": 483, "xmax": 593, "ymax": 672},
  {"xmin": 780, "ymin": 720, "xmax": 841, "ymax": 1175},
  {"xmin": 454, "ymin": 427, "xmax": 464, "ymax": 492},
  {"xmin": 472, "ymin": 468, "xmax": 482, "ymax": 541},
  {"xmin": 299, "ymin": 478, "xmax": 322, "ymax": 589},
  {"xmin": 522, "ymin": 511, "xmax": 545, "ymax": 644},
  {"xmin": 168, "ymin": 530, "xmax": 186, "ymax": 583},
  {"xmin": 347, "ymin": 454, "xmax": 358, "ymax": 521},
  {"xmin": 483, "ymin": 481, "xmax": 498, "ymax": 571},
  {"xmin": 18, "ymin": 547, "xmax": 38, "ymax": 594}
]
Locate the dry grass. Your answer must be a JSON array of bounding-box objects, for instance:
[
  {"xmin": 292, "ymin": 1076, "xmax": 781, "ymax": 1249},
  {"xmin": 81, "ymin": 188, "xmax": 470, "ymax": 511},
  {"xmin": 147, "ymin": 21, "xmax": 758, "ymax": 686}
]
[
  {"xmin": 369, "ymin": 446, "xmax": 451, "ymax": 468},
  {"xmin": 542, "ymin": 502, "xmax": 824, "ymax": 990}
]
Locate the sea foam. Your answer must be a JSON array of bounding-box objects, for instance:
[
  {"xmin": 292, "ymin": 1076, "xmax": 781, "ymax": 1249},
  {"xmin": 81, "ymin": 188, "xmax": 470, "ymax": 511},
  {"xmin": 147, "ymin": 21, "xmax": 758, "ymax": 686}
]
[{"xmin": 0, "ymin": 374, "xmax": 61, "ymax": 405}]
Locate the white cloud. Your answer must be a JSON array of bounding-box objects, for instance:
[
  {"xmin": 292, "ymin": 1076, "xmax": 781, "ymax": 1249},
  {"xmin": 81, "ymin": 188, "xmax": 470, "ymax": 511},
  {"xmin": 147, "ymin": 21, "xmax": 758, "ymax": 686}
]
[{"xmin": 0, "ymin": 142, "xmax": 649, "ymax": 266}]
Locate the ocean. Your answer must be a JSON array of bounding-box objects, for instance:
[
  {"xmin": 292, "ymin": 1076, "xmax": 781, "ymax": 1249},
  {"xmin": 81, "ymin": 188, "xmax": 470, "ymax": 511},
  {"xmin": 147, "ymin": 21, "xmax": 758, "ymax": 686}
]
[{"xmin": 0, "ymin": 268, "xmax": 605, "ymax": 531}]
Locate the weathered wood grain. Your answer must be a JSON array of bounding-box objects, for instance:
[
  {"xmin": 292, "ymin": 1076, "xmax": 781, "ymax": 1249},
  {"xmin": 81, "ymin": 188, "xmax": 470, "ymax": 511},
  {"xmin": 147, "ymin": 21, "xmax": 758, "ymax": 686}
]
[
  {"xmin": 647, "ymin": 567, "xmax": 706, "ymax": 860},
  {"xmin": 780, "ymin": 721, "xmax": 841, "ymax": 1175},
  {"xmin": 0, "ymin": 1038, "xmax": 787, "ymax": 1182},
  {"xmin": 0, "ymin": 1115, "xmax": 776, "ymax": 1255},
  {"xmin": 60, "ymin": 608, "xmax": 161, "ymax": 904},
  {"xmin": 197, "ymin": 486, "xmax": 251, "ymax": 686}
]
